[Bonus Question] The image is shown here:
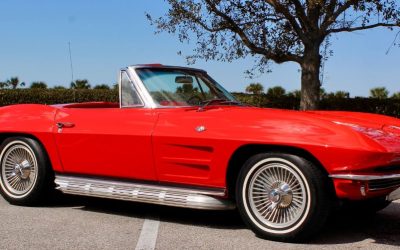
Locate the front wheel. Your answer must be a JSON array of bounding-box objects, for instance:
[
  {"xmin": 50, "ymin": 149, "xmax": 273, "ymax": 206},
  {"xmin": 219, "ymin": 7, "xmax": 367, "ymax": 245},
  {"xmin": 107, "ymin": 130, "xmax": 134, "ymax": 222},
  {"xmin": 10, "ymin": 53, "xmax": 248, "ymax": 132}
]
[
  {"xmin": 236, "ymin": 153, "xmax": 333, "ymax": 242},
  {"xmin": 0, "ymin": 137, "xmax": 53, "ymax": 206}
]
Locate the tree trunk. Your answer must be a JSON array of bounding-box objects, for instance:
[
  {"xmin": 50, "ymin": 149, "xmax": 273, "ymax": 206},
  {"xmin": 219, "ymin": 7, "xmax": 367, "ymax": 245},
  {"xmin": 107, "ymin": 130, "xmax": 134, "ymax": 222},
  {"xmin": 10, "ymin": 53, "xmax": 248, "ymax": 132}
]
[{"xmin": 300, "ymin": 45, "xmax": 321, "ymax": 110}]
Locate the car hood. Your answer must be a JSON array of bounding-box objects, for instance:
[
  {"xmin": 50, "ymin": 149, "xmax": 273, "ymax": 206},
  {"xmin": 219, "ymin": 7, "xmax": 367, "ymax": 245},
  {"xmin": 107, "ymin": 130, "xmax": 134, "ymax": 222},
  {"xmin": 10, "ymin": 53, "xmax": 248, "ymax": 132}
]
[
  {"xmin": 305, "ymin": 110, "xmax": 400, "ymax": 153},
  {"xmin": 194, "ymin": 106, "xmax": 400, "ymax": 153},
  {"xmin": 215, "ymin": 107, "xmax": 400, "ymax": 129},
  {"xmin": 220, "ymin": 107, "xmax": 400, "ymax": 153},
  {"xmin": 304, "ymin": 110, "xmax": 400, "ymax": 130}
]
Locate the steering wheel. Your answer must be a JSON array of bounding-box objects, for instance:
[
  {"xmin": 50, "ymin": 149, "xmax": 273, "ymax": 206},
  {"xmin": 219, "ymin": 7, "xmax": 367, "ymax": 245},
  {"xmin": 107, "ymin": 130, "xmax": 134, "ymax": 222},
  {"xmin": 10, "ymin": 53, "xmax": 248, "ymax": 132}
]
[{"xmin": 187, "ymin": 95, "xmax": 203, "ymax": 105}]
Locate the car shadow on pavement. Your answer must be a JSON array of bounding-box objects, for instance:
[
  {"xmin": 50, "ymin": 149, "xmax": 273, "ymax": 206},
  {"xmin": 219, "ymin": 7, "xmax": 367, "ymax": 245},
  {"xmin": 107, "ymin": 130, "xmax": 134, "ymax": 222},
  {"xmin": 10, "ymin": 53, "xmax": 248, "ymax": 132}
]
[
  {"xmin": 157, "ymin": 205, "xmax": 245, "ymax": 230},
  {"xmin": 48, "ymin": 193, "xmax": 245, "ymax": 229},
  {"xmin": 310, "ymin": 202, "xmax": 400, "ymax": 246},
  {"xmin": 48, "ymin": 194, "xmax": 400, "ymax": 246}
]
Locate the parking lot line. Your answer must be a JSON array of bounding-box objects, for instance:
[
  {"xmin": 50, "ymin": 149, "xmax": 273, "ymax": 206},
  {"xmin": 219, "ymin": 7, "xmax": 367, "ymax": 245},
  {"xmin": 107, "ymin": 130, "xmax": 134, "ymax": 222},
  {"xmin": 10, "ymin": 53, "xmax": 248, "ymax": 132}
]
[{"xmin": 135, "ymin": 215, "xmax": 160, "ymax": 250}]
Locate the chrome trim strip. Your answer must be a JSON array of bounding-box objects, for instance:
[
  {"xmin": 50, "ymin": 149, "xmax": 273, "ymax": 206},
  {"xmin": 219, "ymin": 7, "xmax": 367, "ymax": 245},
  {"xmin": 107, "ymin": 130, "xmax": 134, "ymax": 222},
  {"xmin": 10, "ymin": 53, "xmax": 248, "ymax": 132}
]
[
  {"xmin": 369, "ymin": 184, "xmax": 400, "ymax": 191},
  {"xmin": 127, "ymin": 67, "xmax": 158, "ymax": 108},
  {"xmin": 119, "ymin": 69, "xmax": 145, "ymax": 108},
  {"xmin": 54, "ymin": 175, "xmax": 235, "ymax": 210},
  {"xmin": 329, "ymin": 174, "xmax": 400, "ymax": 181},
  {"xmin": 130, "ymin": 64, "xmax": 206, "ymax": 73}
]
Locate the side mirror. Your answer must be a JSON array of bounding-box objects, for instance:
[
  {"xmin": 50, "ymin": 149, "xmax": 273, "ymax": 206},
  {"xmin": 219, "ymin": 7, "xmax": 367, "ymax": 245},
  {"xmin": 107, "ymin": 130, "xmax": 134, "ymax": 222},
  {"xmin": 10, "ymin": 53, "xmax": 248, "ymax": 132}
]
[{"xmin": 175, "ymin": 76, "xmax": 193, "ymax": 84}]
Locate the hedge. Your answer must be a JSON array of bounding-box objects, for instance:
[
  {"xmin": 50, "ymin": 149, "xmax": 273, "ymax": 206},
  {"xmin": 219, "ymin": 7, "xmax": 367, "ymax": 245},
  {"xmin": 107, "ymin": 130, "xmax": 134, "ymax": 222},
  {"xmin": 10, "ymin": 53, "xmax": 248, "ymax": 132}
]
[
  {"xmin": 0, "ymin": 89, "xmax": 118, "ymax": 106},
  {"xmin": 233, "ymin": 93, "xmax": 400, "ymax": 118},
  {"xmin": 0, "ymin": 89, "xmax": 399, "ymax": 118}
]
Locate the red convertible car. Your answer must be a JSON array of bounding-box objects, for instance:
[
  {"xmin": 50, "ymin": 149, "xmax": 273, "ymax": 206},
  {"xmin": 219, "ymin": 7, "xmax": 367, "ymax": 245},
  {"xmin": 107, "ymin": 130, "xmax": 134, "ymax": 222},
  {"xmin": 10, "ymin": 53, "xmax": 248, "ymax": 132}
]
[{"xmin": 0, "ymin": 64, "xmax": 400, "ymax": 242}]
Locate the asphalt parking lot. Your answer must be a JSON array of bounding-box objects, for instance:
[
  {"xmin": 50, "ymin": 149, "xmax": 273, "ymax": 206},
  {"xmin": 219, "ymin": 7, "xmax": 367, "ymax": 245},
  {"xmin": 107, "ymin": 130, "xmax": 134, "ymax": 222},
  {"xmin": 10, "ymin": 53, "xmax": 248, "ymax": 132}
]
[{"xmin": 1, "ymin": 194, "xmax": 400, "ymax": 250}]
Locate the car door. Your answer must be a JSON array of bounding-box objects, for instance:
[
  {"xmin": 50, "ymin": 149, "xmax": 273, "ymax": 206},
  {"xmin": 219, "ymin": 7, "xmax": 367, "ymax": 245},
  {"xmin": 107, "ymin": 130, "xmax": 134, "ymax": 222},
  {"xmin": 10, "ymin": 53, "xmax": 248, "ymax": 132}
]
[
  {"xmin": 53, "ymin": 71, "xmax": 158, "ymax": 181},
  {"xmin": 152, "ymin": 108, "xmax": 239, "ymax": 188}
]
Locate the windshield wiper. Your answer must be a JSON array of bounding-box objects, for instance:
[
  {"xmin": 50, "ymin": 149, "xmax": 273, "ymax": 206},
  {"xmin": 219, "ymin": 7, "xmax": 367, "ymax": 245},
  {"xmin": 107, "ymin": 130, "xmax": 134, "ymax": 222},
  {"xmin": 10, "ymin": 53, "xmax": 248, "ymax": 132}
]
[{"xmin": 197, "ymin": 99, "xmax": 243, "ymax": 112}]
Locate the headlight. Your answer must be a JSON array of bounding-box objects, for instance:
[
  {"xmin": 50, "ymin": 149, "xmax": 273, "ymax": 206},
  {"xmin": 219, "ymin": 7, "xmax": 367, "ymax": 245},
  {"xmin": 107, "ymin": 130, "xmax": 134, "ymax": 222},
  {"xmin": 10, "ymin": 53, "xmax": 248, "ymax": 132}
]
[
  {"xmin": 383, "ymin": 125, "xmax": 400, "ymax": 135},
  {"xmin": 333, "ymin": 121, "xmax": 398, "ymax": 141}
]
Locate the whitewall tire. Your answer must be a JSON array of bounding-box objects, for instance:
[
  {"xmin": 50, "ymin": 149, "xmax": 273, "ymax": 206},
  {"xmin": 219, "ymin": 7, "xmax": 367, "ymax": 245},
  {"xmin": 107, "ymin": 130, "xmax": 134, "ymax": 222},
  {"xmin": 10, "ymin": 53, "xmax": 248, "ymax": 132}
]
[
  {"xmin": 236, "ymin": 153, "xmax": 332, "ymax": 242},
  {"xmin": 0, "ymin": 137, "xmax": 53, "ymax": 206}
]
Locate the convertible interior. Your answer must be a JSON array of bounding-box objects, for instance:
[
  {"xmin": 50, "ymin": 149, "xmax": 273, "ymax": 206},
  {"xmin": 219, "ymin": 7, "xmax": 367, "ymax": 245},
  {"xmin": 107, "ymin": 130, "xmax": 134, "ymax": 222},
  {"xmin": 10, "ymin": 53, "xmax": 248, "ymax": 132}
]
[{"xmin": 60, "ymin": 102, "xmax": 120, "ymax": 109}]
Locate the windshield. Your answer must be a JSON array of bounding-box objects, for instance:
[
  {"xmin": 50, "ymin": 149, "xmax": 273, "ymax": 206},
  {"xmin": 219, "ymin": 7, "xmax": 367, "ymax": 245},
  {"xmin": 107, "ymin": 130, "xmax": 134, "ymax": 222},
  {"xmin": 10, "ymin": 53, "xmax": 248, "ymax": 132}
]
[{"xmin": 135, "ymin": 68, "xmax": 238, "ymax": 107}]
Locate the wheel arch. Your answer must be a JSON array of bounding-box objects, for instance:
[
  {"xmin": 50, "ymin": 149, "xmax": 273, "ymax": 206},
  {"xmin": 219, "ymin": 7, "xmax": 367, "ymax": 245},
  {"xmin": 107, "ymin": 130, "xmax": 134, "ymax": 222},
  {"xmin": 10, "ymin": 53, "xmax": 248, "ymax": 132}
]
[
  {"xmin": 0, "ymin": 132, "xmax": 61, "ymax": 172},
  {"xmin": 226, "ymin": 144, "xmax": 334, "ymax": 199},
  {"xmin": 0, "ymin": 132, "xmax": 48, "ymax": 150},
  {"xmin": 0, "ymin": 132, "xmax": 41, "ymax": 144}
]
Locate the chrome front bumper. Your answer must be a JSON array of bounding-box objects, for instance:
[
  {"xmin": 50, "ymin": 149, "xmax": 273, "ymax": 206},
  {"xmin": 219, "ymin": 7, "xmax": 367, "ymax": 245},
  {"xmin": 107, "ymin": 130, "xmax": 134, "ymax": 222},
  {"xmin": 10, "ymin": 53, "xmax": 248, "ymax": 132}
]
[
  {"xmin": 330, "ymin": 174, "xmax": 400, "ymax": 191},
  {"xmin": 330, "ymin": 174, "xmax": 400, "ymax": 200},
  {"xmin": 329, "ymin": 174, "xmax": 400, "ymax": 181}
]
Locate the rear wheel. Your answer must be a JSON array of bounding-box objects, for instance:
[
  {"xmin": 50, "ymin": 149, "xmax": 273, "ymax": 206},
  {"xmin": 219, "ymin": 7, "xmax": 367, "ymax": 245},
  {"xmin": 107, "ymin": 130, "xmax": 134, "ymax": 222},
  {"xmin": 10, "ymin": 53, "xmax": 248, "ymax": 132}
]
[
  {"xmin": 0, "ymin": 137, "xmax": 53, "ymax": 205},
  {"xmin": 236, "ymin": 153, "xmax": 332, "ymax": 242}
]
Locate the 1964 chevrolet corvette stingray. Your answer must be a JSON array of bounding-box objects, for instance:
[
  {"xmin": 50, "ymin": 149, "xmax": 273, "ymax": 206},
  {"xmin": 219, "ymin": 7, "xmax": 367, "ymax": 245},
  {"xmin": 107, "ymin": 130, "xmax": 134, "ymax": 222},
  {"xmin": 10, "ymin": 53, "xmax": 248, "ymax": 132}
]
[{"xmin": 0, "ymin": 64, "xmax": 400, "ymax": 242}]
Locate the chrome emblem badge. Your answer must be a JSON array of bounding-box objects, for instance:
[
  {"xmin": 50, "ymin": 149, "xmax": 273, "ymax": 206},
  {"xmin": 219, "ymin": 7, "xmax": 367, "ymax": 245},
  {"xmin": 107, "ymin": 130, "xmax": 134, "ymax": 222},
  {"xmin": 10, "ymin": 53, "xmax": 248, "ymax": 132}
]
[{"xmin": 195, "ymin": 126, "xmax": 206, "ymax": 132}]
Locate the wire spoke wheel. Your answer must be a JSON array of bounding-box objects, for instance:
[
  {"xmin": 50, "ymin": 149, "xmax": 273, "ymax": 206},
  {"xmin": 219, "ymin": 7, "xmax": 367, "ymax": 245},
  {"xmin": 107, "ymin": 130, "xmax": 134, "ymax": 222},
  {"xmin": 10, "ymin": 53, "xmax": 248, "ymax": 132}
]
[
  {"xmin": 236, "ymin": 153, "xmax": 332, "ymax": 242},
  {"xmin": 1, "ymin": 141, "xmax": 38, "ymax": 197},
  {"xmin": 248, "ymin": 161, "xmax": 307, "ymax": 229}
]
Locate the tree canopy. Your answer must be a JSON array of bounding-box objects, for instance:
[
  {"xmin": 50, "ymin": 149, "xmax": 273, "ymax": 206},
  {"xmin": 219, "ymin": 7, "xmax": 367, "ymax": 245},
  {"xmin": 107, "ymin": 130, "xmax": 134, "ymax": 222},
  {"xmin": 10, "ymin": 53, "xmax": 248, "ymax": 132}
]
[
  {"xmin": 392, "ymin": 92, "xmax": 400, "ymax": 99},
  {"xmin": 93, "ymin": 84, "xmax": 111, "ymax": 90},
  {"xmin": 0, "ymin": 77, "xmax": 25, "ymax": 89},
  {"xmin": 245, "ymin": 82, "xmax": 264, "ymax": 94},
  {"xmin": 370, "ymin": 86, "xmax": 389, "ymax": 99},
  {"xmin": 266, "ymin": 86, "xmax": 286, "ymax": 98},
  {"xmin": 30, "ymin": 81, "xmax": 48, "ymax": 89},
  {"xmin": 71, "ymin": 79, "xmax": 91, "ymax": 89},
  {"xmin": 148, "ymin": 0, "xmax": 400, "ymax": 110}
]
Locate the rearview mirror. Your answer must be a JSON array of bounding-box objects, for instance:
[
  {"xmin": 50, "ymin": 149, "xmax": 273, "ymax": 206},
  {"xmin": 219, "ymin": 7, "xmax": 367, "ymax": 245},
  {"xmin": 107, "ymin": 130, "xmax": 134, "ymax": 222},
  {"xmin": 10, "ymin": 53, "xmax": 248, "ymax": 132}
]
[{"xmin": 175, "ymin": 76, "xmax": 193, "ymax": 84}]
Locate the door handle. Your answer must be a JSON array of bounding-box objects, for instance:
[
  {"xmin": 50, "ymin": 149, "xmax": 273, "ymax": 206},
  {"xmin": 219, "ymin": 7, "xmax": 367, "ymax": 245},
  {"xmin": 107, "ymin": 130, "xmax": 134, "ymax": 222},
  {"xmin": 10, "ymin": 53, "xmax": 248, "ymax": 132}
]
[{"xmin": 56, "ymin": 122, "xmax": 75, "ymax": 129}]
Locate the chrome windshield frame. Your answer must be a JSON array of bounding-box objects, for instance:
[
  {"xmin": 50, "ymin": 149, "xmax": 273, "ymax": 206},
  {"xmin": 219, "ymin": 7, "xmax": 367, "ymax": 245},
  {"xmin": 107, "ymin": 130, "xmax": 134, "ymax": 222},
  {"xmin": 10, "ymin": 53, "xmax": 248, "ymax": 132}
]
[
  {"xmin": 125, "ymin": 65, "xmax": 236, "ymax": 109},
  {"xmin": 119, "ymin": 66, "xmax": 158, "ymax": 108},
  {"xmin": 118, "ymin": 69, "xmax": 145, "ymax": 108}
]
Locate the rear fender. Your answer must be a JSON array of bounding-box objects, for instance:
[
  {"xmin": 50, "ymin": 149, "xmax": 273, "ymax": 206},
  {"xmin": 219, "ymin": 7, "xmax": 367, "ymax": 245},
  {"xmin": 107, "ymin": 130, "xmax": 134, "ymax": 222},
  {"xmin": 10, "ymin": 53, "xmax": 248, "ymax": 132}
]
[{"xmin": 0, "ymin": 104, "xmax": 63, "ymax": 172}]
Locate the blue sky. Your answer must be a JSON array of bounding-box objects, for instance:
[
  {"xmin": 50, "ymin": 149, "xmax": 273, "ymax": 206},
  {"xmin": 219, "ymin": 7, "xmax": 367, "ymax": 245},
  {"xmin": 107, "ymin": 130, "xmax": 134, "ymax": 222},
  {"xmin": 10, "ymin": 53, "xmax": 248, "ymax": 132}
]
[{"xmin": 0, "ymin": 0, "xmax": 399, "ymax": 96}]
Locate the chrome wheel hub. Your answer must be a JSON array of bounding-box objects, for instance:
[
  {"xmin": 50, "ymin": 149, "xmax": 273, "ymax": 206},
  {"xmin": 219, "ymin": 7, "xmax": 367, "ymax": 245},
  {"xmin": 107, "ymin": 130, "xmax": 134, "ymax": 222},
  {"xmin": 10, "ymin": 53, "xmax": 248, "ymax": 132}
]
[
  {"xmin": 13, "ymin": 160, "xmax": 32, "ymax": 179},
  {"xmin": 268, "ymin": 189, "xmax": 281, "ymax": 203},
  {"xmin": 1, "ymin": 143, "xmax": 37, "ymax": 196},
  {"xmin": 248, "ymin": 160, "xmax": 307, "ymax": 229},
  {"xmin": 268, "ymin": 182, "xmax": 293, "ymax": 208}
]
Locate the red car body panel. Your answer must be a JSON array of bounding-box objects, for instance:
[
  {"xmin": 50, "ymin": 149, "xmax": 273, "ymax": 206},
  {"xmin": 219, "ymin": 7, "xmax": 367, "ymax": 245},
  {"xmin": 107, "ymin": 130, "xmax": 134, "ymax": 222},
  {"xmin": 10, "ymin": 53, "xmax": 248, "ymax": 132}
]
[
  {"xmin": 0, "ymin": 102, "xmax": 399, "ymax": 200},
  {"xmin": 153, "ymin": 107, "xmax": 400, "ymax": 186},
  {"xmin": 53, "ymin": 107, "xmax": 158, "ymax": 180}
]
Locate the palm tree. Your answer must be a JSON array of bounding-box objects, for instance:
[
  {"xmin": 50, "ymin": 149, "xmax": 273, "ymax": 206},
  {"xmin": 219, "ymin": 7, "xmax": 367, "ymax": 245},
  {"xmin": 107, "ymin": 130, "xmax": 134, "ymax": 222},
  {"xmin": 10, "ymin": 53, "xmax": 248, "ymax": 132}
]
[
  {"xmin": 288, "ymin": 90, "xmax": 301, "ymax": 99},
  {"xmin": 70, "ymin": 79, "xmax": 91, "ymax": 89},
  {"xmin": 245, "ymin": 83, "xmax": 264, "ymax": 95},
  {"xmin": 370, "ymin": 87, "xmax": 389, "ymax": 99},
  {"xmin": 7, "ymin": 77, "xmax": 25, "ymax": 89},
  {"xmin": 30, "ymin": 81, "xmax": 47, "ymax": 89},
  {"xmin": 334, "ymin": 91, "xmax": 350, "ymax": 98},
  {"xmin": 93, "ymin": 84, "xmax": 111, "ymax": 90},
  {"xmin": 392, "ymin": 92, "xmax": 400, "ymax": 99},
  {"xmin": 0, "ymin": 81, "xmax": 8, "ymax": 89},
  {"xmin": 266, "ymin": 86, "xmax": 286, "ymax": 98},
  {"xmin": 319, "ymin": 88, "xmax": 327, "ymax": 99}
]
